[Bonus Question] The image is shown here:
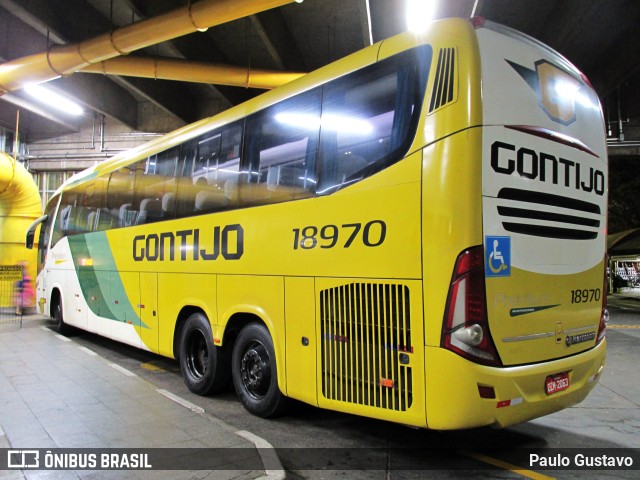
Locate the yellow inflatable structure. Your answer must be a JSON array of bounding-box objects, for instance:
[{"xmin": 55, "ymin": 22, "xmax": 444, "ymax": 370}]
[{"xmin": 0, "ymin": 152, "xmax": 42, "ymax": 307}]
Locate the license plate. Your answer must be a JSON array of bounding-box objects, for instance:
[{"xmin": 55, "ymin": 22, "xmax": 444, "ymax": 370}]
[{"xmin": 545, "ymin": 372, "xmax": 570, "ymax": 395}]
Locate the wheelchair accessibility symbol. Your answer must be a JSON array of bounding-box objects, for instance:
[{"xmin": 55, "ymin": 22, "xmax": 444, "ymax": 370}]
[{"xmin": 485, "ymin": 236, "xmax": 511, "ymax": 277}]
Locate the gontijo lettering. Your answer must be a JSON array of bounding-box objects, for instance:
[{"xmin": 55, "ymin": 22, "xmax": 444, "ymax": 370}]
[
  {"xmin": 491, "ymin": 141, "xmax": 605, "ymax": 196},
  {"xmin": 133, "ymin": 224, "xmax": 244, "ymax": 261}
]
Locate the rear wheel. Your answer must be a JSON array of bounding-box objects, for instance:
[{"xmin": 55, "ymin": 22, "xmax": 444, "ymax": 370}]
[
  {"xmin": 179, "ymin": 313, "xmax": 230, "ymax": 395},
  {"xmin": 232, "ymin": 323, "xmax": 288, "ymax": 418}
]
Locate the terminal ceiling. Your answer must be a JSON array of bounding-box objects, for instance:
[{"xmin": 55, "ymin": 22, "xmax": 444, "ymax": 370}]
[{"xmin": 0, "ymin": 0, "xmax": 639, "ymax": 154}]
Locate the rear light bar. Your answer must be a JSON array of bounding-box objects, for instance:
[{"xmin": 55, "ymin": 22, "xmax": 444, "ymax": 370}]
[
  {"xmin": 505, "ymin": 125, "xmax": 599, "ymax": 158},
  {"xmin": 442, "ymin": 246, "xmax": 502, "ymax": 367}
]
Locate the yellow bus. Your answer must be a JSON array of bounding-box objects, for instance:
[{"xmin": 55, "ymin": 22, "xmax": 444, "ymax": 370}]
[{"xmin": 26, "ymin": 17, "xmax": 608, "ymax": 429}]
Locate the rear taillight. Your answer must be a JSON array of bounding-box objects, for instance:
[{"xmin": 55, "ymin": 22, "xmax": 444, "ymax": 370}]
[
  {"xmin": 442, "ymin": 246, "xmax": 502, "ymax": 367},
  {"xmin": 597, "ymin": 255, "xmax": 608, "ymax": 344}
]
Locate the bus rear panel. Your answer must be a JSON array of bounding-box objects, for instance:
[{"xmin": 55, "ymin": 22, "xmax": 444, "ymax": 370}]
[{"xmin": 424, "ymin": 19, "xmax": 606, "ymax": 429}]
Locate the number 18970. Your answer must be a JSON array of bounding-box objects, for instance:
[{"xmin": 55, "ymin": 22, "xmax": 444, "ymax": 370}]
[{"xmin": 570, "ymin": 289, "xmax": 601, "ymax": 304}]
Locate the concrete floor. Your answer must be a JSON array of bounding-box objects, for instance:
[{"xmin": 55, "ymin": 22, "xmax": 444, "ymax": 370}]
[
  {"xmin": 0, "ymin": 317, "xmax": 279, "ymax": 480},
  {"xmin": 1, "ymin": 291, "xmax": 639, "ymax": 479}
]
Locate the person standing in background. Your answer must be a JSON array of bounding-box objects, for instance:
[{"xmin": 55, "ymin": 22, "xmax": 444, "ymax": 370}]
[{"xmin": 15, "ymin": 262, "xmax": 35, "ymax": 316}]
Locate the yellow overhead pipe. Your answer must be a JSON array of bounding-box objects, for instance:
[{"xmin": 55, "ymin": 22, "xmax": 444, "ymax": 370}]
[
  {"xmin": 0, "ymin": 152, "xmax": 42, "ymax": 306},
  {"xmin": 0, "ymin": 0, "xmax": 302, "ymax": 94},
  {"xmin": 80, "ymin": 57, "xmax": 305, "ymax": 89}
]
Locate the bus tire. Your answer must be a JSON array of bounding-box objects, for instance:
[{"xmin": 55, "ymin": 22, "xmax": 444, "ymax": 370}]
[
  {"xmin": 179, "ymin": 313, "xmax": 230, "ymax": 396},
  {"xmin": 232, "ymin": 323, "xmax": 287, "ymax": 418},
  {"xmin": 53, "ymin": 299, "xmax": 70, "ymax": 335}
]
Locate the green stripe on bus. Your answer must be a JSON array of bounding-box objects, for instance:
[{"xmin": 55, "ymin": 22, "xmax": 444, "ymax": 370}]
[{"xmin": 68, "ymin": 233, "xmax": 148, "ymax": 329}]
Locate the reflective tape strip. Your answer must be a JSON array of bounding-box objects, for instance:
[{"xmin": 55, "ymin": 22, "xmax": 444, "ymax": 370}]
[{"xmin": 497, "ymin": 397, "xmax": 523, "ymax": 408}]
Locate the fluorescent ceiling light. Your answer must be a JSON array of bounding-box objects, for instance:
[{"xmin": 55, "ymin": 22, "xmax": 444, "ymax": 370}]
[
  {"xmin": 406, "ymin": 0, "xmax": 436, "ymax": 33},
  {"xmin": 24, "ymin": 84, "xmax": 84, "ymax": 116}
]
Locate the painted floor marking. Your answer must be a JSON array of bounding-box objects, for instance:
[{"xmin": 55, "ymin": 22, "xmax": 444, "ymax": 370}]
[
  {"xmin": 236, "ymin": 430, "xmax": 285, "ymax": 480},
  {"xmin": 460, "ymin": 450, "xmax": 554, "ymax": 480},
  {"xmin": 108, "ymin": 362, "xmax": 136, "ymax": 377},
  {"xmin": 78, "ymin": 346, "xmax": 98, "ymax": 356},
  {"xmin": 140, "ymin": 362, "xmax": 166, "ymax": 372},
  {"xmin": 156, "ymin": 388, "xmax": 204, "ymax": 414},
  {"xmin": 609, "ymin": 325, "xmax": 640, "ymax": 329},
  {"xmin": 54, "ymin": 333, "xmax": 71, "ymax": 342}
]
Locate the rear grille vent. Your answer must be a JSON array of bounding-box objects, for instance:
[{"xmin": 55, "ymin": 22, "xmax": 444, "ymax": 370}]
[
  {"xmin": 429, "ymin": 47, "xmax": 456, "ymax": 113},
  {"xmin": 320, "ymin": 283, "xmax": 412, "ymax": 411},
  {"xmin": 497, "ymin": 188, "xmax": 601, "ymax": 240}
]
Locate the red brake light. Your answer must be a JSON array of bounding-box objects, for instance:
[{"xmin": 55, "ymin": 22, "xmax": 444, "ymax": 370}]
[{"xmin": 442, "ymin": 246, "xmax": 502, "ymax": 367}]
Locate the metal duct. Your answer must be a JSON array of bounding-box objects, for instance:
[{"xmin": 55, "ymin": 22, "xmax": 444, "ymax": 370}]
[
  {"xmin": 0, "ymin": 0, "xmax": 301, "ymax": 94},
  {"xmin": 80, "ymin": 57, "xmax": 305, "ymax": 90},
  {"xmin": 0, "ymin": 152, "xmax": 42, "ymax": 303}
]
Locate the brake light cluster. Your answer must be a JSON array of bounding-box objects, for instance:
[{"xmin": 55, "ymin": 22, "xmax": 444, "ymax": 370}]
[{"xmin": 442, "ymin": 246, "xmax": 502, "ymax": 367}]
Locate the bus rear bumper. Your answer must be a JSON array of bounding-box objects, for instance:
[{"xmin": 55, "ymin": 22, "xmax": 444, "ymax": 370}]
[{"xmin": 424, "ymin": 340, "xmax": 606, "ymax": 430}]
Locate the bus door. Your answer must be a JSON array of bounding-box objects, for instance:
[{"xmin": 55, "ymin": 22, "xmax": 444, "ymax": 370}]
[
  {"xmin": 25, "ymin": 212, "xmax": 52, "ymax": 315},
  {"xmin": 138, "ymin": 272, "xmax": 158, "ymax": 352},
  {"xmin": 285, "ymin": 277, "xmax": 317, "ymax": 406},
  {"xmin": 65, "ymin": 267, "xmax": 88, "ymax": 330},
  {"xmin": 107, "ymin": 271, "xmax": 141, "ymax": 348}
]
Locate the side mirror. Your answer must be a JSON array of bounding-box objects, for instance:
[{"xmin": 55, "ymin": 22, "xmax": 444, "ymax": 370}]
[{"xmin": 25, "ymin": 229, "xmax": 36, "ymax": 249}]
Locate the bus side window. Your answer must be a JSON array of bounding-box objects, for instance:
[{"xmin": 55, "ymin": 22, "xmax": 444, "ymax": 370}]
[
  {"xmin": 156, "ymin": 147, "xmax": 179, "ymax": 221},
  {"xmin": 57, "ymin": 175, "xmax": 113, "ymax": 235},
  {"xmin": 107, "ymin": 168, "xmax": 133, "ymax": 228},
  {"xmin": 317, "ymin": 47, "xmax": 428, "ymax": 194},
  {"xmin": 174, "ymin": 139, "xmax": 197, "ymax": 219},
  {"xmin": 185, "ymin": 121, "xmax": 243, "ymax": 216},
  {"xmin": 319, "ymin": 69, "xmax": 397, "ymax": 193},
  {"xmin": 87, "ymin": 176, "xmax": 115, "ymax": 232},
  {"xmin": 242, "ymin": 88, "xmax": 320, "ymax": 206},
  {"xmin": 57, "ymin": 190, "xmax": 86, "ymax": 237},
  {"xmin": 81, "ymin": 182, "xmax": 98, "ymax": 232},
  {"xmin": 132, "ymin": 147, "xmax": 178, "ymax": 225}
]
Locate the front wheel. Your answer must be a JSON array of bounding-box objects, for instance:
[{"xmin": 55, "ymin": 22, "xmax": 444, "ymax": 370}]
[
  {"xmin": 53, "ymin": 299, "xmax": 71, "ymax": 335},
  {"xmin": 232, "ymin": 323, "xmax": 288, "ymax": 418},
  {"xmin": 179, "ymin": 313, "xmax": 230, "ymax": 395}
]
